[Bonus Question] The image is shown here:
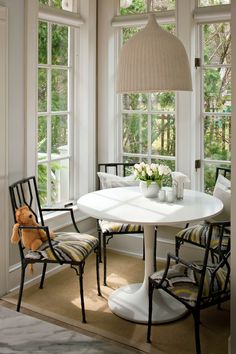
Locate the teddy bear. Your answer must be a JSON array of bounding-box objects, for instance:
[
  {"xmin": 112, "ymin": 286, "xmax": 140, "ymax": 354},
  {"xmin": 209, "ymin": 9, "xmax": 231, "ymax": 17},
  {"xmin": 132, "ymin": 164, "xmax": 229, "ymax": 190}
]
[{"xmin": 11, "ymin": 205, "xmax": 55, "ymax": 251}]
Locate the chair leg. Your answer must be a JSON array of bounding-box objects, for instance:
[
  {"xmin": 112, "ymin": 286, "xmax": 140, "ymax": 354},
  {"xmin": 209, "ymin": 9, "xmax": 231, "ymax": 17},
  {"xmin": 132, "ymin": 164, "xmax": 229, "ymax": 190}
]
[
  {"xmin": 96, "ymin": 250, "xmax": 101, "ymax": 296},
  {"xmin": 17, "ymin": 263, "xmax": 27, "ymax": 312},
  {"xmin": 98, "ymin": 229, "xmax": 102, "ymax": 263},
  {"xmin": 193, "ymin": 310, "xmax": 201, "ymax": 354},
  {"xmin": 142, "ymin": 236, "xmax": 145, "ymax": 260},
  {"xmin": 154, "ymin": 229, "xmax": 157, "ymax": 272},
  {"xmin": 147, "ymin": 279, "xmax": 154, "ymax": 343},
  {"xmin": 39, "ymin": 263, "xmax": 47, "ymax": 289},
  {"xmin": 175, "ymin": 237, "xmax": 181, "ymax": 260},
  {"xmin": 79, "ymin": 263, "xmax": 86, "ymax": 323},
  {"xmin": 103, "ymin": 234, "xmax": 108, "ymax": 286}
]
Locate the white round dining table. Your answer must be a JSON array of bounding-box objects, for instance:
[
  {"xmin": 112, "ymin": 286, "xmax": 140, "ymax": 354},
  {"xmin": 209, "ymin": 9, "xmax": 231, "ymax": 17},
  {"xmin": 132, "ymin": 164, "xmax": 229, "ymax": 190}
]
[{"xmin": 77, "ymin": 186, "xmax": 223, "ymax": 324}]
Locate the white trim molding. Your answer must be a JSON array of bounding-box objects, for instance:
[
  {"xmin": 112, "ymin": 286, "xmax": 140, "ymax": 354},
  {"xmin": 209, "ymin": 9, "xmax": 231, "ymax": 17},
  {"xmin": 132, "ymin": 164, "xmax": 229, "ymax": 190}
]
[
  {"xmin": 0, "ymin": 5, "xmax": 9, "ymax": 297},
  {"xmin": 25, "ymin": 0, "xmax": 38, "ymax": 177},
  {"xmin": 39, "ymin": 4, "xmax": 84, "ymax": 28}
]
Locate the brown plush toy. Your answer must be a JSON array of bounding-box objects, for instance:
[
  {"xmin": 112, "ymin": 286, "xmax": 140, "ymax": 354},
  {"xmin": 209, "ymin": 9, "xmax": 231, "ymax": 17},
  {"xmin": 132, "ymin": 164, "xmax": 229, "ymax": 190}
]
[{"xmin": 11, "ymin": 205, "xmax": 55, "ymax": 251}]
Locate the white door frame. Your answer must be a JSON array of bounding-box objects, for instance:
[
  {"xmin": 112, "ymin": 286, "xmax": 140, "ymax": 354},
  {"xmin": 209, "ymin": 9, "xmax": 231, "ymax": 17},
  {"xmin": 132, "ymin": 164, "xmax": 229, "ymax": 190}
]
[{"xmin": 0, "ymin": 5, "xmax": 9, "ymax": 297}]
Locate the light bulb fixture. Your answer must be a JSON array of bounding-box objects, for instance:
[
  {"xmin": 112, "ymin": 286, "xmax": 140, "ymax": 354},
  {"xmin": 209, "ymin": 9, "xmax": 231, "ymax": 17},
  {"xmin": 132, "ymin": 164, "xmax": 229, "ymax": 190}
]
[{"xmin": 116, "ymin": 13, "xmax": 192, "ymax": 93}]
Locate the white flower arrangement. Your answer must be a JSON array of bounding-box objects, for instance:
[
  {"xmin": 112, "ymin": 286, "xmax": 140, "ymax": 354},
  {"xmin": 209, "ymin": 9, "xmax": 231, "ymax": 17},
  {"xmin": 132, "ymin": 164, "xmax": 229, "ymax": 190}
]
[{"xmin": 133, "ymin": 162, "xmax": 171, "ymax": 188}]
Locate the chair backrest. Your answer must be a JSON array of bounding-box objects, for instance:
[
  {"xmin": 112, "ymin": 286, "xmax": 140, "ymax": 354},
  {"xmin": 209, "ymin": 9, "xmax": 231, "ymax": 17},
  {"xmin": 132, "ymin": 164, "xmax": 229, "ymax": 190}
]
[
  {"xmin": 98, "ymin": 162, "xmax": 134, "ymax": 177},
  {"xmin": 97, "ymin": 162, "xmax": 135, "ymax": 189},
  {"xmin": 215, "ymin": 167, "xmax": 231, "ymax": 182},
  {"xmin": 197, "ymin": 222, "xmax": 230, "ymax": 306},
  {"xmin": 9, "ymin": 176, "xmax": 44, "ymax": 226}
]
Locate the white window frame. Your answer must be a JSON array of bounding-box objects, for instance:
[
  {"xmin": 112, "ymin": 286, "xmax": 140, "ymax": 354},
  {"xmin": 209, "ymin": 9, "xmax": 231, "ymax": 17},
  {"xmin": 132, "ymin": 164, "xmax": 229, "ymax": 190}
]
[
  {"xmin": 37, "ymin": 18, "xmax": 74, "ymax": 206},
  {"xmin": 98, "ymin": 0, "xmax": 231, "ymax": 191},
  {"xmin": 194, "ymin": 4, "xmax": 231, "ymax": 191},
  {"xmin": 26, "ymin": 0, "xmax": 97, "ymax": 230},
  {"xmin": 118, "ymin": 20, "xmax": 177, "ymax": 167},
  {"xmin": 109, "ymin": 0, "xmax": 196, "ymax": 186}
]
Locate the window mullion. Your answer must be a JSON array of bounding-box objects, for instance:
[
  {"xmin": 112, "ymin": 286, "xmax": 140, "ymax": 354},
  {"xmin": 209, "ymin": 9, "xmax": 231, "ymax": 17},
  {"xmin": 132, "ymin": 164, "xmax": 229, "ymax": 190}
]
[{"xmin": 47, "ymin": 21, "xmax": 52, "ymax": 205}]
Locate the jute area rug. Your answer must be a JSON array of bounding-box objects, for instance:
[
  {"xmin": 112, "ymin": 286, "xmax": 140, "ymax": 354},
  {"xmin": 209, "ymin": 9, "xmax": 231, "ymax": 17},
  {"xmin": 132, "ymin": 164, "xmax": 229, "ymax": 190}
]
[{"xmin": 3, "ymin": 251, "xmax": 230, "ymax": 354}]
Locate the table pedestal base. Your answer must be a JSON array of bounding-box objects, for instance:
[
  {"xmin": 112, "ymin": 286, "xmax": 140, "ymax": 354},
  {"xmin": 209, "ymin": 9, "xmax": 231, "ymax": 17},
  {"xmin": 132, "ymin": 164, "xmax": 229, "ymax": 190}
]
[{"xmin": 108, "ymin": 283, "xmax": 188, "ymax": 324}]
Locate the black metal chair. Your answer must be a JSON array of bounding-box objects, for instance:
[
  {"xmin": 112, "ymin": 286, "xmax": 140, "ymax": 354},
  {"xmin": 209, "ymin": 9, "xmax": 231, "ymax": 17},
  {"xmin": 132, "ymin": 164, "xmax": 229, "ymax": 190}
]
[
  {"xmin": 97, "ymin": 163, "xmax": 157, "ymax": 286},
  {"xmin": 175, "ymin": 166, "xmax": 231, "ymax": 261},
  {"xmin": 147, "ymin": 220, "xmax": 230, "ymax": 354},
  {"xmin": 9, "ymin": 176, "xmax": 101, "ymax": 323}
]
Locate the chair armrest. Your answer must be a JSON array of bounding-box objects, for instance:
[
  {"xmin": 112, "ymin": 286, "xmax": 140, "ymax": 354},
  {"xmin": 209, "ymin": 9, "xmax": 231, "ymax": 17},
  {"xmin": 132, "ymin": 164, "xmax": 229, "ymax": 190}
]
[
  {"xmin": 42, "ymin": 208, "xmax": 80, "ymax": 233},
  {"xmin": 151, "ymin": 252, "xmax": 202, "ymax": 287},
  {"xmin": 18, "ymin": 225, "xmax": 62, "ymax": 263}
]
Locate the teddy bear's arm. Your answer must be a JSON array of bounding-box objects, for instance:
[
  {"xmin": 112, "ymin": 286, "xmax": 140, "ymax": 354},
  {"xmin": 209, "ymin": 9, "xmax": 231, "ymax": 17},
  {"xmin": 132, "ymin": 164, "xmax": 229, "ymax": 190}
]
[{"xmin": 11, "ymin": 223, "xmax": 20, "ymax": 244}]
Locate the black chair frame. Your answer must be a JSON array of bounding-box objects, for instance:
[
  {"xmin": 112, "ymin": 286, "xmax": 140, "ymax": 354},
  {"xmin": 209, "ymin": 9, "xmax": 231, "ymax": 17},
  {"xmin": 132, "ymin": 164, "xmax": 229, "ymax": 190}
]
[
  {"xmin": 97, "ymin": 162, "xmax": 157, "ymax": 286},
  {"xmin": 147, "ymin": 220, "xmax": 230, "ymax": 354},
  {"xmin": 176, "ymin": 166, "xmax": 231, "ymax": 261},
  {"xmin": 9, "ymin": 176, "xmax": 101, "ymax": 323}
]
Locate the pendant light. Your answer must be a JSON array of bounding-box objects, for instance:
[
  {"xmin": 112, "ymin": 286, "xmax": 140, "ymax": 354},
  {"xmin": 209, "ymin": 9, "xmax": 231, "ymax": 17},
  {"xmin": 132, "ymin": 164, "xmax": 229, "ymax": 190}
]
[{"xmin": 116, "ymin": 9, "xmax": 192, "ymax": 93}]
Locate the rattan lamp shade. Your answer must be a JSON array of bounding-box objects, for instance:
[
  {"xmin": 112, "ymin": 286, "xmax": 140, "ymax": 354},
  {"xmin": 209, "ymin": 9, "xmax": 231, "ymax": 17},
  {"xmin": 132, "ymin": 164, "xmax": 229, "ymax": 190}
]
[{"xmin": 116, "ymin": 14, "xmax": 192, "ymax": 93}]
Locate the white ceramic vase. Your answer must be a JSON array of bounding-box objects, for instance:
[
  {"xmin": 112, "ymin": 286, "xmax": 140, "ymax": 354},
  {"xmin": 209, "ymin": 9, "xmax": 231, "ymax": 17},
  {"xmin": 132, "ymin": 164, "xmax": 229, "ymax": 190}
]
[{"xmin": 139, "ymin": 180, "xmax": 159, "ymax": 198}]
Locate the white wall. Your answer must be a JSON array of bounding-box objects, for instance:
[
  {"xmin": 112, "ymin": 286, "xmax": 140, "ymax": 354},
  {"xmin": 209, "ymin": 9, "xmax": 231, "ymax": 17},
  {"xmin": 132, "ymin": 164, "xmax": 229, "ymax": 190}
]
[{"xmin": 0, "ymin": 0, "xmax": 25, "ymax": 271}]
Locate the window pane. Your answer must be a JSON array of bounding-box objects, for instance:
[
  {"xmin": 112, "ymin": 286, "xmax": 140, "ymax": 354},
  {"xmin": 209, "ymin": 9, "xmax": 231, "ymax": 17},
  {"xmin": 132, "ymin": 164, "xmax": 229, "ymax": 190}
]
[
  {"xmin": 204, "ymin": 115, "xmax": 231, "ymax": 160},
  {"xmin": 203, "ymin": 23, "xmax": 231, "ymax": 65},
  {"xmin": 203, "ymin": 68, "xmax": 231, "ymax": 113},
  {"xmin": 38, "ymin": 68, "xmax": 47, "ymax": 112},
  {"xmin": 38, "ymin": 163, "xmax": 48, "ymax": 206},
  {"xmin": 152, "ymin": 0, "xmax": 175, "ymax": 11},
  {"xmin": 38, "ymin": 116, "xmax": 47, "ymax": 158},
  {"xmin": 204, "ymin": 162, "xmax": 231, "ymax": 194},
  {"xmin": 122, "ymin": 27, "xmax": 141, "ymax": 45},
  {"xmin": 122, "ymin": 156, "xmax": 147, "ymax": 164},
  {"xmin": 39, "ymin": 0, "xmax": 48, "ymax": 6},
  {"xmin": 52, "ymin": 24, "xmax": 68, "ymax": 66},
  {"xmin": 51, "ymin": 69, "xmax": 68, "ymax": 111},
  {"xmin": 151, "ymin": 92, "xmax": 175, "ymax": 111},
  {"xmin": 39, "ymin": 0, "xmax": 75, "ymax": 12},
  {"xmin": 51, "ymin": 115, "xmax": 69, "ymax": 155},
  {"xmin": 151, "ymin": 115, "xmax": 175, "ymax": 156},
  {"xmin": 123, "ymin": 114, "xmax": 148, "ymax": 154},
  {"xmin": 51, "ymin": 159, "xmax": 69, "ymax": 204},
  {"xmin": 38, "ymin": 21, "xmax": 48, "ymax": 64},
  {"xmin": 122, "ymin": 93, "xmax": 148, "ymax": 110},
  {"xmin": 120, "ymin": 0, "xmax": 146, "ymax": 15},
  {"xmin": 51, "ymin": 0, "xmax": 62, "ymax": 9},
  {"xmin": 151, "ymin": 158, "xmax": 175, "ymax": 186},
  {"xmin": 198, "ymin": 0, "xmax": 230, "ymax": 6}
]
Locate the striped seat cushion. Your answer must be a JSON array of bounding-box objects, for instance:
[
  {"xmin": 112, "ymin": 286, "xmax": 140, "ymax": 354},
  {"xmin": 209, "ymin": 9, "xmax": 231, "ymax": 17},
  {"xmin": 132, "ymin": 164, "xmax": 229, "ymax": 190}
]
[
  {"xmin": 99, "ymin": 219, "xmax": 143, "ymax": 234},
  {"xmin": 25, "ymin": 232, "xmax": 98, "ymax": 262},
  {"xmin": 151, "ymin": 263, "xmax": 229, "ymax": 306},
  {"xmin": 176, "ymin": 224, "xmax": 230, "ymax": 250}
]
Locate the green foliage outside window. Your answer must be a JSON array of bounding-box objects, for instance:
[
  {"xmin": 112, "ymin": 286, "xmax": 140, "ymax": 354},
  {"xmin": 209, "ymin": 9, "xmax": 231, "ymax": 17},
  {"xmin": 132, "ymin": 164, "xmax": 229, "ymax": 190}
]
[
  {"xmin": 120, "ymin": 4, "xmax": 231, "ymax": 194},
  {"xmin": 38, "ymin": 17, "xmax": 70, "ymax": 205}
]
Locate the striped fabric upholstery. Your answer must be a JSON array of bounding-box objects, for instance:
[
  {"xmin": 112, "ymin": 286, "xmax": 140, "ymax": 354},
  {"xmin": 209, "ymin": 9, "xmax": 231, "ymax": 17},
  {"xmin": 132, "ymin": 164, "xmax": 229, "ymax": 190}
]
[
  {"xmin": 99, "ymin": 219, "xmax": 143, "ymax": 234},
  {"xmin": 25, "ymin": 232, "xmax": 98, "ymax": 262},
  {"xmin": 176, "ymin": 224, "xmax": 229, "ymax": 249},
  {"xmin": 151, "ymin": 263, "xmax": 229, "ymax": 306}
]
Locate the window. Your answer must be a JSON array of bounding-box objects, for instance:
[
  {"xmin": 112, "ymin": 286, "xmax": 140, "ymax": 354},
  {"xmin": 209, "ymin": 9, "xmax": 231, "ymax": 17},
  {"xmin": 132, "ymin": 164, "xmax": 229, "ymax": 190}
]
[
  {"xmin": 37, "ymin": 0, "xmax": 78, "ymax": 206},
  {"xmin": 198, "ymin": 0, "xmax": 230, "ymax": 7},
  {"xmin": 199, "ymin": 21, "xmax": 231, "ymax": 192},
  {"xmin": 120, "ymin": 18, "xmax": 176, "ymax": 172},
  {"xmin": 38, "ymin": 18, "xmax": 73, "ymax": 206},
  {"xmin": 116, "ymin": 0, "xmax": 231, "ymax": 192}
]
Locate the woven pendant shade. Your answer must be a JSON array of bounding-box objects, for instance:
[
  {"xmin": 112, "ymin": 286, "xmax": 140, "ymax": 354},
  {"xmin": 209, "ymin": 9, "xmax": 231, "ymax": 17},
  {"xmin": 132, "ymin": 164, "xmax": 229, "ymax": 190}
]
[{"xmin": 116, "ymin": 13, "xmax": 192, "ymax": 93}]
